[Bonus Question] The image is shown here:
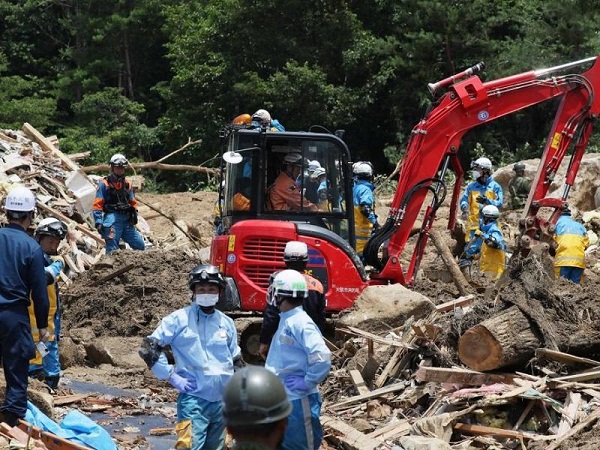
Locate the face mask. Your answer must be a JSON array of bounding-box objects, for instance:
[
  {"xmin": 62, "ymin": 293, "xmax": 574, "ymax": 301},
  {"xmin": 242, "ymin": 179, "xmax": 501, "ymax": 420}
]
[
  {"xmin": 472, "ymin": 170, "xmax": 481, "ymax": 180},
  {"xmin": 194, "ymin": 294, "xmax": 219, "ymax": 307}
]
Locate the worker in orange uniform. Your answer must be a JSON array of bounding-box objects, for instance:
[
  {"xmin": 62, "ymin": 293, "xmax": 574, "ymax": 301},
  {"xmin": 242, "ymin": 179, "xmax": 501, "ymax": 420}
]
[
  {"xmin": 93, "ymin": 153, "xmax": 145, "ymax": 253},
  {"xmin": 268, "ymin": 153, "xmax": 318, "ymax": 211},
  {"xmin": 232, "ymin": 177, "xmax": 251, "ymax": 211},
  {"xmin": 552, "ymin": 207, "xmax": 589, "ymax": 284}
]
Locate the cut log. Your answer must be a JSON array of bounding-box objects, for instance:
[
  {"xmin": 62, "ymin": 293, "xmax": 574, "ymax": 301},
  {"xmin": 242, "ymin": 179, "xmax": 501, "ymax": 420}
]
[
  {"xmin": 80, "ymin": 161, "xmax": 217, "ymax": 175},
  {"xmin": 458, "ymin": 305, "xmax": 541, "ymax": 371},
  {"xmin": 429, "ymin": 229, "xmax": 474, "ymax": 296}
]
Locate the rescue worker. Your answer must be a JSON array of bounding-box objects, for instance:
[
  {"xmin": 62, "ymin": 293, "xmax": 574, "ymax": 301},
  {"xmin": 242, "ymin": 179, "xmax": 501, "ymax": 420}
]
[
  {"xmin": 93, "ymin": 153, "xmax": 145, "ymax": 253},
  {"xmin": 459, "ymin": 156, "xmax": 503, "ymax": 242},
  {"xmin": 28, "ymin": 217, "xmax": 67, "ymax": 390},
  {"xmin": 251, "ymin": 109, "xmax": 285, "ymax": 132},
  {"xmin": 460, "ymin": 205, "xmax": 506, "ymax": 279},
  {"xmin": 268, "ymin": 153, "xmax": 319, "ymax": 212},
  {"xmin": 508, "ymin": 162, "xmax": 532, "ymax": 209},
  {"xmin": 304, "ymin": 167, "xmax": 327, "ymax": 205},
  {"xmin": 265, "ymin": 270, "xmax": 331, "ymax": 450},
  {"xmin": 552, "ymin": 208, "xmax": 589, "ymax": 284},
  {"xmin": 139, "ymin": 264, "xmax": 243, "ymax": 450},
  {"xmin": 353, "ymin": 161, "xmax": 379, "ymax": 258},
  {"xmin": 259, "ymin": 241, "xmax": 326, "ymax": 360},
  {"xmin": 0, "ymin": 187, "xmax": 49, "ymax": 426},
  {"xmin": 222, "ymin": 365, "xmax": 292, "ymax": 450}
]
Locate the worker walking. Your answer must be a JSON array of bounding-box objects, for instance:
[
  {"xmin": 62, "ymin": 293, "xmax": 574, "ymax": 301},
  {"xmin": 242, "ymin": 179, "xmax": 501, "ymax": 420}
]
[
  {"xmin": 139, "ymin": 264, "xmax": 243, "ymax": 450},
  {"xmin": 265, "ymin": 270, "xmax": 331, "ymax": 450},
  {"xmin": 353, "ymin": 161, "xmax": 379, "ymax": 258},
  {"xmin": 508, "ymin": 162, "xmax": 532, "ymax": 209},
  {"xmin": 460, "ymin": 205, "xmax": 506, "ymax": 279},
  {"xmin": 28, "ymin": 218, "xmax": 67, "ymax": 390},
  {"xmin": 267, "ymin": 153, "xmax": 318, "ymax": 212},
  {"xmin": 93, "ymin": 153, "xmax": 145, "ymax": 254},
  {"xmin": 0, "ymin": 187, "xmax": 49, "ymax": 426},
  {"xmin": 222, "ymin": 365, "xmax": 292, "ymax": 450},
  {"xmin": 459, "ymin": 157, "xmax": 503, "ymax": 241},
  {"xmin": 553, "ymin": 208, "xmax": 589, "ymax": 284},
  {"xmin": 259, "ymin": 241, "xmax": 326, "ymax": 360}
]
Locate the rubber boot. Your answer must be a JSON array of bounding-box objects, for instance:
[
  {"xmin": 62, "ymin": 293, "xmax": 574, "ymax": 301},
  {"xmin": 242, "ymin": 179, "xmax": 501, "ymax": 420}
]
[
  {"xmin": 0, "ymin": 410, "xmax": 20, "ymax": 427},
  {"xmin": 45, "ymin": 375, "xmax": 60, "ymax": 390}
]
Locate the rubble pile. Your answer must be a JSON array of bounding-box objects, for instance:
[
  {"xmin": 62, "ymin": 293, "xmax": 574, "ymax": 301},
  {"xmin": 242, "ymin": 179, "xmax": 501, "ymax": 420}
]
[{"xmin": 319, "ymin": 253, "xmax": 600, "ymax": 449}]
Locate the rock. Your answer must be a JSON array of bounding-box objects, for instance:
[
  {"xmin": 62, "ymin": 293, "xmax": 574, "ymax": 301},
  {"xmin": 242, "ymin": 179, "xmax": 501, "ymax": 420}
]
[
  {"xmin": 59, "ymin": 336, "xmax": 86, "ymax": 368},
  {"xmin": 351, "ymin": 418, "xmax": 374, "ymax": 433},
  {"xmin": 85, "ymin": 341, "xmax": 115, "ymax": 365},
  {"xmin": 338, "ymin": 284, "xmax": 435, "ymax": 333},
  {"xmin": 69, "ymin": 327, "xmax": 96, "ymax": 343}
]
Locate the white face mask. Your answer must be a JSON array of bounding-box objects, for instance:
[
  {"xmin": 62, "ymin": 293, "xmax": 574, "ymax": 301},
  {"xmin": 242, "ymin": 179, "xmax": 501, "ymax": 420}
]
[
  {"xmin": 472, "ymin": 170, "xmax": 482, "ymax": 180},
  {"xmin": 194, "ymin": 294, "xmax": 219, "ymax": 307}
]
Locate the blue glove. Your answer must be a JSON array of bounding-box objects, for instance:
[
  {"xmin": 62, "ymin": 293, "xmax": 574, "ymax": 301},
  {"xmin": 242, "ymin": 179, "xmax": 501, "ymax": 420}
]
[
  {"xmin": 285, "ymin": 375, "xmax": 308, "ymax": 392},
  {"xmin": 169, "ymin": 373, "xmax": 197, "ymax": 393}
]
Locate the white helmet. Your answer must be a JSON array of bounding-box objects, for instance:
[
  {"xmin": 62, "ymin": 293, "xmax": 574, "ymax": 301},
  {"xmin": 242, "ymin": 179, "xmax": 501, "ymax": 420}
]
[
  {"xmin": 35, "ymin": 217, "xmax": 67, "ymax": 239},
  {"xmin": 109, "ymin": 153, "xmax": 128, "ymax": 166},
  {"xmin": 353, "ymin": 161, "xmax": 373, "ymax": 177},
  {"xmin": 272, "ymin": 269, "xmax": 308, "ymax": 299},
  {"xmin": 5, "ymin": 186, "xmax": 36, "ymax": 212},
  {"xmin": 310, "ymin": 167, "xmax": 326, "ymax": 180},
  {"xmin": 283, "ymin": 241, "xmax": 309, "ymax": 263},
  {"xmin": 284, "ymin": 152, "xmax": 305, "ymax": 166},
  {"xmin": 252, "ymin": 109, "xmax": 272, "ymax": 125},
  {"xmin": 481, "ymin": 205, "xmax": 500, "ymax": 220},
  {"xmin": 307, "ymin": 160, "xmax": 321, "ymax": 173},
  {"xmin": 472, "ymin": 157, "xmax": 492, "ymax": 171}
]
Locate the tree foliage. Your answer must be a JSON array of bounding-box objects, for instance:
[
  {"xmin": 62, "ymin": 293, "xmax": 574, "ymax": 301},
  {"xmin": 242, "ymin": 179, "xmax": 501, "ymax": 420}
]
[{"xmin": 0, "ymin": 0, "xmax": 599, "ymax": 190}]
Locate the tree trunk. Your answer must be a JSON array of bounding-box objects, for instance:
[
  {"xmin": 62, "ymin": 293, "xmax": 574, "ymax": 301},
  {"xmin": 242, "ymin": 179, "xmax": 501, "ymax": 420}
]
[{"xmin": 458, "ymin": 305, "xmax": 541, "ymax": 371}]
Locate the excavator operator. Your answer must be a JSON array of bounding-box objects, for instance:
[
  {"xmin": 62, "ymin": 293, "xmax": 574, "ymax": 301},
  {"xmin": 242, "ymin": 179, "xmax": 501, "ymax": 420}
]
[{"xmin": 268, "ymin": 152, "xmax": 319, "ymax": 212}]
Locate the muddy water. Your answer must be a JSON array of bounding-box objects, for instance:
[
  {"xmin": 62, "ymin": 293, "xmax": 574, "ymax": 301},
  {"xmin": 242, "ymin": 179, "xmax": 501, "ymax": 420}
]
[{"xmin": 68, "ymin": 380, "xmax": 177, "ymax": 450}]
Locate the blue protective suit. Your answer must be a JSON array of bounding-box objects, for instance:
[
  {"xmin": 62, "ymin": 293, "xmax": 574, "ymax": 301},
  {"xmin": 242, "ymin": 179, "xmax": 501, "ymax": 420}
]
[
  {"xmin": 149, "ymin": 305, "xmax": 240, "ymax": 450},
  {"xmin": 265, "ymin": 306, "xmax": 331, "ymax": 450},
  {"xmin": 353, "ymin": 179, "xmax": 377, "ymax": 256},
  {"xmin": 459, "ymin": 177, "xmax": 503, "ymax": 234}
]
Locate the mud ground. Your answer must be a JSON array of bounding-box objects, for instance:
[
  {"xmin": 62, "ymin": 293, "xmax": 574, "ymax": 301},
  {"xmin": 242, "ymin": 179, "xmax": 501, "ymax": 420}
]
[{"xmin": 57, "ymin": 190, "xmax": 600, "ymax": 449}]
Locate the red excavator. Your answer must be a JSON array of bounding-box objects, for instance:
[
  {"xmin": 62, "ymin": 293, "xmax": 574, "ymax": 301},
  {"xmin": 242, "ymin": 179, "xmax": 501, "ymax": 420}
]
[{"xmin": 211, "ymin": 55, "xmax": 600, "ymax": 356}]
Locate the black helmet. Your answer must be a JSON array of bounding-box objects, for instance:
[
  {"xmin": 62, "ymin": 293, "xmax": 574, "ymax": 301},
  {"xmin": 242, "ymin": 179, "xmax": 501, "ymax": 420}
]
[
  {"xmin": 188, "ymin": 264, "xmax": 225, "ymax": 290},
  {"xmin": 513, "ymin": 162, "xmax": 526, "ymax": 172},
  {"xmin": 222, "ymin": 365, "xmax": 292, "ymax": 427},
  {"xmin": 35, "ymin": 218, "xmax": 67, "ymax": 240}
]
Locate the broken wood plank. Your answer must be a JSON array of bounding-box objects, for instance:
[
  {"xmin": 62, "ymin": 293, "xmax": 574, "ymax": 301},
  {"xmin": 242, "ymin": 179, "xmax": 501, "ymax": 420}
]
[
  {"xmin": 536, "ymin": 348, "xmax": 600, "ymax": 367},
  {"xmin": 553, "ymin": 369, "xmax": 600, "ymax": 383},
  {"xmin": 321, "ymin": 415, "xmax": 384, "ymax": 450},
  {"xmin": 349, "ymin": 369, "xmax": 370, "ymax": 396},
  {"xmin": 415, "ymin": 366, "xmax": 516, "ymax": 386},
  {"xmin": 53, "ymin": 393, "xmax": 91, "ymax": 406},
  {"xmin": 149, "ymin": 428, "xmax": 174, "ymax": 436},
  {"xmin": 18, "ymin": 420, "xmax": 91, "ymax": 450},
  {"xmin": 454, "ymin": 422, "xmax": 535, "ymax": 440},
  {"xmin": 374, "ymin": 347, "xmax": 404, "ymax": 389},
  {"xmin": 435, "ymin": 294, "xmax": 476, "ymax": 313},
  {"xmin": 336, "ymin": 326, "xmax": 417, "ymax": 349},
  {"xmin": 513, "ymin": 400, "xmax": 535, "ymax": 431},
  {"xmin": 328, "ymin": 382, "xmax": 406, "ymax": 411},
  {"xmin": 35, "ymin": 202, "xmax": 104, "ymax": 245},
  {"xmin": 23, "ymin": 123, "xmax": 79, "ymax": 172},
  {"xmin": 89, "ymin": 264, "xmax": 135, "ymax": 286},
  {"xmin": 557, "ymin": 392, "xmax": 581, "ymax": 436},
  {"xmin": 366, "ymin": 418, "xmax": 411, "ymax": 440}
]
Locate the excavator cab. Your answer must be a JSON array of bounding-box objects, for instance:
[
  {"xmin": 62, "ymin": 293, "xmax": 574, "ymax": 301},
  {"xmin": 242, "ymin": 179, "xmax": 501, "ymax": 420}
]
[{"xmin": 212, "ymin": 126, "xmax": 368, "ymax": 314}]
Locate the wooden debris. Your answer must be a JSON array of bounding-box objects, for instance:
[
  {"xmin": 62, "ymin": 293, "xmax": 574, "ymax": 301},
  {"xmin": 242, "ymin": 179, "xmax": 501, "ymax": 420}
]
[
  {"xmin": 454, "ymin": 422, "xmax": 534, "ymax": 440},
  {"xmin": 349, "ymin": 369, "xmax": 370, "ymax": 395},
  {"xmin": 415, "ymin": 366, "xmax": 516, "ymax": 386},
  {"xmin": 321, "ymin": 416, "xmax": 384, "ymax": 450},
  {"xmin": 89, "ymin": 264, "xmax": 135, "ymax": 286},
  {"xmin": 429, "ymin": 229, "xmax": 474, "ymax": 296},
  {"xmin": 537, "ymin": 348, "xmax": 600, "ymax": 367},
  {"xmin": 557, "ymin": 392, "xmax": 582, "ymax": 436}
]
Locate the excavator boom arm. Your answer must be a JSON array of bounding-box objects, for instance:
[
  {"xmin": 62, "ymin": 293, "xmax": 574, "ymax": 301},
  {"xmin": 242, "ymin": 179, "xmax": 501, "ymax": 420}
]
[{"xmin": 366, "ymin": 56, "xmax": 600, "ymax": 285}]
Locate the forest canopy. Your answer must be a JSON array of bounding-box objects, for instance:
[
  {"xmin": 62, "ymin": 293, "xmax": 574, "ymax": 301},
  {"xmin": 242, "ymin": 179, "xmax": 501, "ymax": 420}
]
[{"xmin": 1, "ymin": 0, "xmax": 599, "ymax": 191}]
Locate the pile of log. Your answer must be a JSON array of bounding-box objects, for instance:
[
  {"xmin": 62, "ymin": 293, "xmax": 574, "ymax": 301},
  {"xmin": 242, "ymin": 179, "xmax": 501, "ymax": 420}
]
[{"xmin": 322, "ymin": 284, "xmax": 600, "ymax": 449}]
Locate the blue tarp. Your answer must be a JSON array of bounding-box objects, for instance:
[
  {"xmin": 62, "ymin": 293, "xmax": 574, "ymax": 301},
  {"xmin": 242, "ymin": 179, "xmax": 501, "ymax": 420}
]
[{"xmin": 25, "ymin": 401, "xmax": 117, "ymax": 450}]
